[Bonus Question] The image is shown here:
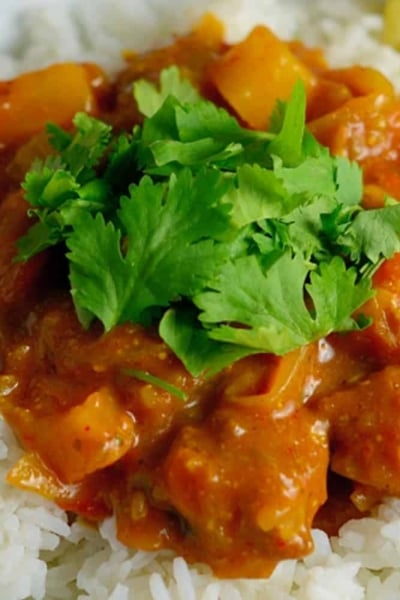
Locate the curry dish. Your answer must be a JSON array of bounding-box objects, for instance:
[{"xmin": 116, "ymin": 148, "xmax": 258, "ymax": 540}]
[{"xmin": 2, "ymin": 16, "xmax": 400, "ymax": 579}]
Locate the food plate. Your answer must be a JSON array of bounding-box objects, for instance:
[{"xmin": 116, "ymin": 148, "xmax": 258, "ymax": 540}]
[{"xmin": 1, "ymin": 1, "xmax": 400, "ymax": 599}]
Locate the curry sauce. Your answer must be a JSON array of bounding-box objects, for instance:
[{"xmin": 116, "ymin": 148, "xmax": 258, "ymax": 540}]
[{"xmin": 1, "ymin": 16, "xmax": 400, "ymax": 578}]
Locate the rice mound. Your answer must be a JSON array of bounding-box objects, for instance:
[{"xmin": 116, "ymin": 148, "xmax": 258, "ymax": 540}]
[{"xmin": 2, "ymin": 0, "xmax": 400, "ymax": 598}]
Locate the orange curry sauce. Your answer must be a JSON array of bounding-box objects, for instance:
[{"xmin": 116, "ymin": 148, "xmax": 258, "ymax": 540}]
[{"xmin": 2, "ymin": 16, "xmax": 400, "ymax": 578}]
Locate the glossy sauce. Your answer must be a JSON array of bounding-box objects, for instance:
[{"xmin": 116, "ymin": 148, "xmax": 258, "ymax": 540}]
[{"xmin": 1, "ymin": 16, "xmax": 400, "ymax": 578}]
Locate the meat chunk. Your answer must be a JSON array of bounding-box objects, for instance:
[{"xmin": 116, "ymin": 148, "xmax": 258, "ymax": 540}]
[{"xmin": 163, "ymin": 395, "xmax": 329, "ymax": 577}]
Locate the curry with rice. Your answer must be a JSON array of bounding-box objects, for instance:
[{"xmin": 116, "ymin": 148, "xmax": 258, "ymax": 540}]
[{"xmin": 1, "ymin": 15, "xmax": 400, "ymax": 579}]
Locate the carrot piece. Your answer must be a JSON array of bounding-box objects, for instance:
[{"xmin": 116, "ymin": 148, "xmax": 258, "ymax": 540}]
[
  {"xmin": 209, "ymin": 25, "xmax": 316, "ymax": 130},
  {"xmin": 0, "ymin": 62, "xmax": 105, "ymax": 146}
]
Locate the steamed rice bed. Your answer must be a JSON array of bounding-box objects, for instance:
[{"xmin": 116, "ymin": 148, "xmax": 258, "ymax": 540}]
[{"xmin": 2, "ymin": 1, "xmax": 400, "ymax": 599}]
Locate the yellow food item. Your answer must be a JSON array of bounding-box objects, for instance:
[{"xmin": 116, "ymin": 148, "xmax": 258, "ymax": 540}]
[{"xmin": 384, "ymin": 0, "xmax": 400, "ymax": 48}]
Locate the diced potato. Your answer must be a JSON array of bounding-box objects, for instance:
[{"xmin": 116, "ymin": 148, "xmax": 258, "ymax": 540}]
[
  {"xmin": 209, "ymin": 26, "xmax": 316, "ymax": 130},
  {"xmin": 13, "ymin": 386, "xmax": 136, "ymax": 483},
  {"xmin": 0, "ymin": 62, "xmax": 106, "ymax": 146}
]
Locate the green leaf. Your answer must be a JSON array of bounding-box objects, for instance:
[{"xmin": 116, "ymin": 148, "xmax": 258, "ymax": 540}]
[
  {"xmin": 195, "ymin": 252, "xmax": 372, "ymax": 355},
  {"xmin": 22, "ymin": 157, "xmax": 78, "ymax": 208},
  {"xmin": 118, "ymin": 169, "xmax": 233, "ymax": 321},
  {"xmin": 122, "ymin": 367, "xmax": 188, "ymax": 401},
  {"xmin": 150, "ymin": 138, "xmax": 241, "ymax": 168},
  {"xmin": 306, "ymin": 257, "xmax": 373, "ymax": 332},
  {"xmin": 334, "ymin": 156, "xmax": 363, "ymax": 206},
  {"xmin": 175, "ymin": 100, "xmax": 252, "ymax": 143},
  {"xmin": 46, "ymin": 122, "xmax": 72, "ymax": 152},
  {"xmin": 104, "ymin": 133, "xmax": 140, "ymax": 195},
  {"xmin": 267, "ymin": 81, "xmax": 306, "ymax": 166},
  {"xmin": 159, "ymin": 307, "xmax": 254, "ymax": 377},
  {"xmin": 227, "ymin": 164, "xmax": 291, "ymax": 227},
  {"xmin": 276, "ymin": 196, "xmax": 337, "ymax": 260},
  {"xmin": 18, "ymin": 115, "xmax": 114, "ymax": 261},
  {"xmin": 16, "ymin": 220, "xmax": 61, "ymax": 261},
  {"xmin": 351, "ymin": 204, "xmax": 400, "ymax": 263},
  {"xmin": 134, "ymin": 65, "xmax": 200, "ymax": 118},
  {"xmin": 140, "ymin": 95, "xmax": 180, "ymax": 151},
  {"xmin": 66, "ymin": 169, "xmax": 234, "ymax": 330},
  {"xmin": 61, "ymin": 113, "xmax": 112, "ymax": 180},
  {"xmin": 273, "ymin": 151, "xmax": 337, "ymax": 198},
  {"xmin": 67, "ymin": 211, "xmax": 133, "ymax": 330}
]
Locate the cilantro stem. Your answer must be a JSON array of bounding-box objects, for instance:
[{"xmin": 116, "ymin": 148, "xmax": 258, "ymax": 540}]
[{"xmin": 122, "ymin": 368, "xmax": 188, "ymax": 401}]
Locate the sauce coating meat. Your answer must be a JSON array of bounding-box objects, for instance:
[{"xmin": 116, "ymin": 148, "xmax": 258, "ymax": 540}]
[{"xmin": 2, "ymin": 16, "xmax": 400, "ymax": 578}]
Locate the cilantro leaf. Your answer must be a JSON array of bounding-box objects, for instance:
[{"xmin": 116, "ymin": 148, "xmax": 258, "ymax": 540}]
[
  {"xmin": 67, "ymin": 169, "xmax": 234, "ymax": 329},
  {"xmin": 117, "ymin": 169, "xmax": 233, "ymax": 321},
  {"xmin": 195, "ymin": 252, "xmax": 372, "ymax": 354},
  {"xmin": 306, "ymin": 257, "xmax": 373, "ymax": 332},
  {"xmin": 16, "ymin": 220, "xmax": 61, "ymax": 261},
  {"xmin": 150, "ymin": 137, "xmax": 243, "ymax": 170},
  {"xmin": 228, "ymin": 164, "xmax": 289, "ymax": 227},
  {"xmin": 15, "ymin": 66, "xmax": 400, "ymax": 379},
  {"xmin": 267, "ymin": 80, "xmax": 306, "ymax": 166},
  {"xmin": 159, "ymin": 307, "xmax": 254, "ymax": 377},
  {"xmin": 334, "ymin": 156, "xmax": 363, "ymax": 206},
  {"xmin": 67, "ymin": 211, "xmax": 132, "ymax": 330},
  {"xmin": 134, "ymin": 65, "xmax": 201, "ymax": 118},
  {"xmin": 17, "ymin": 115, "xmax": 113, "ymax": 260},
  {"xmin": 22, "ymin": 156, "xmax": 79, "ymax": 208},
  {"xmin": 350, "ymin": 204, "xmax": 400, "ymax": 264},
  {"xmin": 140, "ymin": 95, "xmax": 181, "ymax": 145},
  {"xmin": 54, "ymin": 112, "xmax": 112, "ymax": 181},
  {"xmin": 135, "ymin": 84, "xmax": 275, "ymax": 172}
]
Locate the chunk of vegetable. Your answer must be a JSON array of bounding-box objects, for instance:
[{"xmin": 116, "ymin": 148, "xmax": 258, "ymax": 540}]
[
  {"xmin": 209, "ymin": 26, "xmax": 316, "ymax": 130},
  {"xmin": 0, "ymin": 63, "xmax": 105, "ymax": 145},
  {"xmin": 13, "ymin": 387, "xmax": 136, "ymax": 483},
  {"xmin": 322, "ymin": 66, "xmax": 394, "ymax": 98}
]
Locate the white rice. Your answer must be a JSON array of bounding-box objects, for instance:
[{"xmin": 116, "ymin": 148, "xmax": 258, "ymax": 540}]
[{"xmin": 1, "ymin": 0, "xmax": 400, "ymax": 598}]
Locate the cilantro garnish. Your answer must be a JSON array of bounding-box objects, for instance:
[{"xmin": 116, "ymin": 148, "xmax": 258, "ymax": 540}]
[
  {"xmin": 122, "ymin": 368, "xmax": 188, "ymax": 402},
  {"xmin": 15, "ymin": 66, "xmax": 400, "ymax": 377}
]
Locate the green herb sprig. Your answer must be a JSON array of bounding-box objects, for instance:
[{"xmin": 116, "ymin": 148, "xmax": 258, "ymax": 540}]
[{"xmin": 16, "ymin": 66, "xmax": 400, "ymax": 376}]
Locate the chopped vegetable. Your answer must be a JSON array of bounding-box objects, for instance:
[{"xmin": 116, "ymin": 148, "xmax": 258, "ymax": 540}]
[
  {"xmin": 208, "ymin": 25, "xmax": 316, "ymax": 130},
  {"xmin": 0, "ymin": 63, "xmax": 104, "ymax": 145},
  {"xmin": 122, "ymin": 368, "xmax": 188, "ymax": 401}
]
